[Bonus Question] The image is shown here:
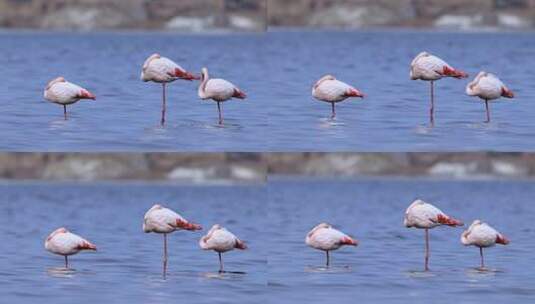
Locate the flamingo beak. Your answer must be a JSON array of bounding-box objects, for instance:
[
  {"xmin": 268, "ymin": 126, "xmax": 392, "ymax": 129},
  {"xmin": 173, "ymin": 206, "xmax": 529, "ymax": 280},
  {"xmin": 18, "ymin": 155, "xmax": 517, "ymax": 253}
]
[
  {"xmin": 496, "ymin": 235, "xmax": 510, "ymax": 245},
  {"xmin": 175, "ymin": 69, "xmax": 200, "ymax": 81},
  {"xmin": 502, "ymin": 87, "xmax": 514, "ymax": 98},
  {"xmin": 341, "ymin": 236, "xmax": 358, "ymax": 246},
  {"xmin": 176, "ymin": 219, "xmax": 202, "ymax": 231},
  {"xmin": 80, "ymin": 90, "xmax": 96, "ymax": 100}
]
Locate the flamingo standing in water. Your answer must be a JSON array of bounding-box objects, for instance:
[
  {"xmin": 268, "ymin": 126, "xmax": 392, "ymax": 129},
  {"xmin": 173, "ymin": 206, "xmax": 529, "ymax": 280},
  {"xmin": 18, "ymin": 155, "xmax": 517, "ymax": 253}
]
[
  {"xmin": 44, "ymin": 77, "xmax": 96, "ymax": 119},
  {"xmin": 410, "ymin": 52, "xmax": 468, "ymax": 125},
  {"xmin": 199, "ymin": 224, "xmax": 247, "ymax": 273},
  {"xmin": 44, "ymin": 227, "xmax": 97, "ymax": 268},
  {"xmin": 198, "ymin": 67, "xmax": 246, "ymax": 125},
  {"xmin": 305, "ymin": 223, "xmax": 358, "ymax": 267},
  {"xmin": 141, "ymin": 53, "xmax": 199, "ymax": 126},
  {"xmin": 143, "ymin": 204, "xmax": 202, "ymax": 277},
  {"xmin": 404, "ymin": 199, "xmax": 463, "ymax": 271},
  {"xmin": 466, "ymin": 72, "xmax": 515, "ymax": 123},
  {"xmin": 312, "ymin": 75, "xmax": 365, "ymax": 119},
  {"xmin": 461, "ymin": 220, "xmax": 510, "ymax": 269}
]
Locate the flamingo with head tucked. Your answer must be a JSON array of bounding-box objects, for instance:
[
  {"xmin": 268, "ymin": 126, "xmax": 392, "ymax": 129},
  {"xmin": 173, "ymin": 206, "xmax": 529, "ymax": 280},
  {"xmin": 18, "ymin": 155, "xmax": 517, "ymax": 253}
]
[
  {"xmin": 44, "ymin": 227, "xmax": 97, "ymax": 269},
  {"xmin": 198, "ymin": 67, "xmax": 246, "ymax": 125},
  {"xmin": 143, "ymin": 204, "xmax": 202, "ymax": 277},
  {"xmin": 141, "ymin": 53, "xmax": 199, "ymax": 126},
  {"xmin": 44, "ymin": 77, "xmax": 96, "ymax": 120},
  {"xmin": 199, "ymin": 224, "xmax": 247, "ymax": 273},
  {"xmin": 404, "ymin": 199, "xmax": 463, "ymax": 271},
  {"xmin": 305, "ymin": 223, "xmax": 358, "ymax": 267},
  {"xmin": 410, "ymin": 52, "xmax": 468, "ymax": 125},
  {"xmin": 461, "ymin": 220, "xmax": 510, "ymax": 269},
  {"xmin": 312, "ymin": 75, "xmax": 364, "ymax": 119},
  {"xmin": 466, "ymin": 72, "xmax": 514, "ymax": 123}
]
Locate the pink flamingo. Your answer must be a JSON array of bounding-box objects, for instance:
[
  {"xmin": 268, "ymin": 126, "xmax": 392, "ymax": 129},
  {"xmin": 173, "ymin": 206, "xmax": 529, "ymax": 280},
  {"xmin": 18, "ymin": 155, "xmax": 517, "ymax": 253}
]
[
  {"xmin": 141, "ymin": 54, "xmax": 199, "ymax": 125},
  {"xmin": 305, "ymin": 223, "xmax": 358, "ymax": 267},
  {"xmin": 466, "ymin": 72, "xmax": 515, "ymax": 123},
  {"xmin": 143, "ymin": 204, "xmax": 202, "ymax": 277},
  {"xmin": 312, "ymin": 75, "xmax": 364, "ymax": 119},
  {"xmin": 404, "ymin": 199, "xmax": 463, "ymax": 271},
  {"xmin": 461, "ymin": 220, "xmax": 510, "ymax": 269},
  {"xmin": 44, "ymin": 227, "xmax": 97, "ymax": 268},
  {"xmin": 410, "ymin": 52, "xmax": 468, "ymax": 125},
  {"xmin": 44, "ymin": 77, "xmax": 96, "ymax": 119},
  {"xmin": 198, "ymin": 67, "xmax": 246, "ymax": 125},
  {"xmin": 199, "ymin": 224, "xmax": 247, "ymax": 272}
]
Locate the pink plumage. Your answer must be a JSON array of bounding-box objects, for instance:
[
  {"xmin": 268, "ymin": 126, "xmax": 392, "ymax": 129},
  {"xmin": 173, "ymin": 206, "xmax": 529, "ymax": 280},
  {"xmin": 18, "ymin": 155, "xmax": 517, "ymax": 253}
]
[
  {"xmin": 44, "ymin": 77, "xmax": 96, "ymax": 119},
  {"xmin": 198, "ymin": 67, "xmax": 246, "ymax": 125},
  {"xmin": 44, "ymin": 227, "xmax": 96, "ymax": 268},
  {"xmin": 466, "ymin": 71, "xmax": 514, "ymax": 123},
  {"xmin": 305, "ymin": 223, "xmax": 358, "ymax": 267},
  {"xmin": 312, "ymin": 75, "xmax": 364, "ymax": 119},
  {"xmin": 199, "ymin": 224, "xmax": 247, "ymax": 272}
]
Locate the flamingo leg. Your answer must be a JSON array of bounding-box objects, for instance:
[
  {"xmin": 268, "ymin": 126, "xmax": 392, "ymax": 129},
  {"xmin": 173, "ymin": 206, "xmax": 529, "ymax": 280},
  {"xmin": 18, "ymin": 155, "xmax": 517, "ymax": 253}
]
[
  {"xmin": 331, "ymin": 102, "xmax": 336, "ymax": 119},
  {"xmin": 429, "ymin": 81, "xmax": 435, "ymax": 126},
  {"xmin": 163, "ymin": 233, "xmax": 168, "ymax": 278},
  {"xmin": 161, "ymin": 83, "xmax": 166, "ymax": 126},
  {"xmin": 326, "ymin": 250, "xmax": 330, "ymax": 267},
  {"xmin": 63, "ymin": 105, "xmax": 67, "ymax": 120},
  {"xmin": 64, "ymin": 255, "xmax": 68, "ymax": 269},
  {"xmin": 424, "ymin": 228, "xmax": 430, "ymax": 271},
  {"xmin": 485, "ymin": 99, "xmax": 490, "ymax": 123},
  {"xmin": 217, "ymin": 101, "xmax": 223, "ymax": 125},
  {"xmin": 218, "ymin": 252, "xmax": 224, "ymax": 273},
  {"xmin": 479, "ymin": 247, "xmax": 485, "ymax": 269}
]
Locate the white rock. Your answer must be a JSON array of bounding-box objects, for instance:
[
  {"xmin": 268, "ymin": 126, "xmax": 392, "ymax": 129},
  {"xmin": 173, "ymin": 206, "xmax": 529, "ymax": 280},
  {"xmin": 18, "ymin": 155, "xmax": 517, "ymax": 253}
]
[
  {"xmin": 491, "ymin": 161, "xmax": 526, "ymax": 176},
  {"xmin": 166, "ymin": 16, "xmax": 214, "ymax": 32},
  {"xmin": 434, "ymin": 14, "xmax": 483, "ymax": 30},
  {"xmin": 230, "ymin": 166, "xmax": 262, "ymax": 181},
  {"xmin": 167, "ymin": 167, "xmax": 215, "ymax": 183},
  {"xmin": 498, "ymin": 14, "xmax": 531, "ymax": 28},
  {"xmin": 429, "ymin": 162, "xmax": 478, "ymax": 178}
]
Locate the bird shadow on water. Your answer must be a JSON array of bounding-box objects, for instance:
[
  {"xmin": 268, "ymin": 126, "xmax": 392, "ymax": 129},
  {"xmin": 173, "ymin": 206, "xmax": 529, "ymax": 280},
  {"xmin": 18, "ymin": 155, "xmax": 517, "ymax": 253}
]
[
  {"xmin": 305, "ymin": 265, "xmax": 352, "ymax": 274},
  {"xmin": 404, "ymin": 269, "xmax": 439, "ymax": 278},
  {"xmin": 318, "ymin": 117, "xmax": 346, "ymax": 129},
  {"xmin": 45, "ymin": 267, "xmax": 79, "ymax": 278},
  {"xmin": 199, "ymin": 270, "xmax": 247, "ymax": 280}
]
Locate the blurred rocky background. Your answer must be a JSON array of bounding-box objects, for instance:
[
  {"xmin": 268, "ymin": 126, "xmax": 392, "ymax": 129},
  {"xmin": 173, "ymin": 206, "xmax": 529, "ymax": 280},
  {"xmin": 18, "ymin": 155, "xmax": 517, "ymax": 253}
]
[
  {"xmin": 2, "ymin": 153, "xmax": 535, "ymax": 182},
  {"xmin": 1, "ymin": 0, "xmax": 535, "ymax": 31},
  {"xmin": 0, "ymin": 0, "xmax": 266, "ymax": 31},
  {"xmin": 268, "ymin": 0, "xmax": 535, "ymax": 30}
]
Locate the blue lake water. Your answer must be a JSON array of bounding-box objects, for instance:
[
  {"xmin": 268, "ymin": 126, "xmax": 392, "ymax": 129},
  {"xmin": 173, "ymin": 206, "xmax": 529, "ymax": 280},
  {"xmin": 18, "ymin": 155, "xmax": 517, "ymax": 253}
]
[
  {"xmin": 0, "ymin": 31, "xmax": 268, "ymax": 151},
  {"xmin": 0, "ymin": 182, "xmax": 268, "ymax": 304},
  {"xmin": 2, "ymin": 30, "xmax": 535, "ymax": 151},
  {"xmin": 266, "ymin": 30, "xmax": 535, "ymax": 151},
  {"xmin": 268, "ymin": 177, "xmax": 535, "ymax": 303},
  {"xmin": 1, "ymin": 178, "xmax": 534, "ymax": 303}
]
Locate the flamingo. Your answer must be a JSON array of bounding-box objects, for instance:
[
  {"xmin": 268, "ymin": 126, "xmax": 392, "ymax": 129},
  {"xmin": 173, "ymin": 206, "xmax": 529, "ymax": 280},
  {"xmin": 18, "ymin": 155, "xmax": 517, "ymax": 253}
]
[
  {"xmin": 198, "ymin": 67, "xmax": 246, "ymax": 125},
  {"xmin": 404, "ymin": 199, "xmax": 463, "ymax": 271},
  {"xmin": 305, "ymin": 223, "xmax": 358, "ymax": 267},
  {"xmin": 312, "ymin": 75, "xmax": 365, "ymax": 119},
  {"xmin": 44, "ymin": 227, "xmax": 97, "ymax": 268},
  {"xmin": 199, "ymin": 224, "xmax": 247, "ymax": 273},
  {"xmin": 466, "ymin": 72, "xmax": 515, "ymax": 123},
  {"xmin": 143, "ymin": 204, "xmax": 202, "ymax": 277},
  {"xmin": 461, "ymin": 220, "xmax": 510, "ymax": 269},
  {"xmin": 410, "ymin": 52, "xmax": 468, "ymax": 125},
  {"xmin": 141, "ymin": 53, "xmax": 199, "ymax": 126},
  {"xmin": 44, "ymin": 77, "xmax": 96, "ymax": 120}
]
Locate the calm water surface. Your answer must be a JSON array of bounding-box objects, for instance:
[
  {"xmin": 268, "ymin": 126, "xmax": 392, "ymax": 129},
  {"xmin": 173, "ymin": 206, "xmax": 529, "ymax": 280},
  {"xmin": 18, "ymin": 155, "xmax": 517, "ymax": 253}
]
[
  {"xmin": 266, "ymin": 30, "xmax": 535, "ymax": 151},
  {"xmin": 1, "ymin": 31, "xmax": 268, "ymax": 151},
  {"xmin": 268, "ymin": 177, "xmax": 535, "ymax": 303},
  {"xmin": 2, "ymin": 30, "xmax": 535, "ymax": 151},
  {"xmin": 0, "ymin": 182, "xmax": 267, "ymax": 304}
]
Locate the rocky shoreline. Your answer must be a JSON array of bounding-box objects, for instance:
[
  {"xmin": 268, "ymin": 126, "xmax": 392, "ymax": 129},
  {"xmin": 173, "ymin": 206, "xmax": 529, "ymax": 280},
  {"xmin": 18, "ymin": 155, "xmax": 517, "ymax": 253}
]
[
  {"xmin": 1, "ymin": 1, "xmax": 534, "ymax": 31},
  {"xmin": 1, "ymin": 153, "xmax": 535, "ymax": 182}
]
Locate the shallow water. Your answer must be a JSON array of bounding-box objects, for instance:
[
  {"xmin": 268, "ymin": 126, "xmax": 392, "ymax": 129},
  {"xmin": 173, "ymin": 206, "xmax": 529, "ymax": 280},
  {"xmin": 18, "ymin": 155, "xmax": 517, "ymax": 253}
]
[
  {"xmin": 2, "ymin": 30, "xmax": 535, "ymax": 151},
  {"xmin": 268, "ymin": 177, "xmax": 535, "ymax": 303},
  {"xmin": 0, "ymin": 31, "xmax": 268, "ymax": 151},
  {"xmin": 1, "ymin": 178, "xmax": 534, "ymax": 303},
  {"xmin": 266, "ymin": 30, "xmax": 535, "ymax": 151},
  {"xmin": 0, "ymin": 182, "xmax": 267, "ymax": 304}
]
